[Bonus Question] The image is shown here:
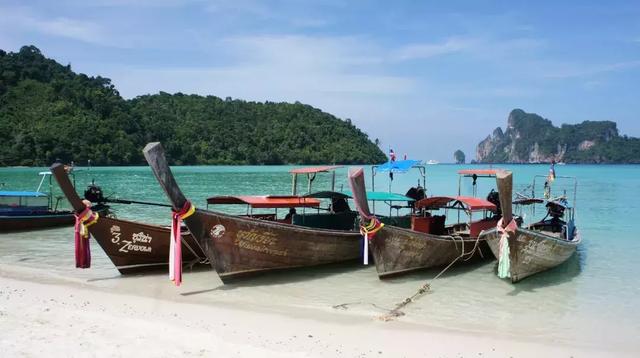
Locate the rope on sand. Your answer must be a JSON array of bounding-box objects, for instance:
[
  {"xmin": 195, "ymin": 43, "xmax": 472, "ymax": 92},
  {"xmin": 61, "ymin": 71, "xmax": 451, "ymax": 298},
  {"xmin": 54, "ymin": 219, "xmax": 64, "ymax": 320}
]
[{"xmin": 378, "ymin": 235, "xmax": 483, "ymax": 322}]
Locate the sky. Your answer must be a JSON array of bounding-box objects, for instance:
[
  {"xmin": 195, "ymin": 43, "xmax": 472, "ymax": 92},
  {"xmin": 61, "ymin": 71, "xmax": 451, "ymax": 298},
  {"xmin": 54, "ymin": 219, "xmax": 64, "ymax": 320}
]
[{"xmin": 1, "ymin": 0, "xmax": 639, "ymax": 162}]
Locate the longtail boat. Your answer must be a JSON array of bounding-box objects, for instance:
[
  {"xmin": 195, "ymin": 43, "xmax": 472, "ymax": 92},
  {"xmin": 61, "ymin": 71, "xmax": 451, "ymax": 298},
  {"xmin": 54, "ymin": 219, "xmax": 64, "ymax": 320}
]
[
  {"xmin": 143, "ymin": 142, "xmax": 363, "ymax": 283},
  {"xmin": 50, "ymin": 163, "xmax": 208, "ymax": 274},
  {"xmin": 0, "ymin": 169, "xmax": 110, "ymax": 232},
  {"xmin": 348, "ymin": 167, "xmax": 498, "ymax": 278},
  {"xmin": 480, "ymin": 170, "xmax": 581, "ymax": 283}
]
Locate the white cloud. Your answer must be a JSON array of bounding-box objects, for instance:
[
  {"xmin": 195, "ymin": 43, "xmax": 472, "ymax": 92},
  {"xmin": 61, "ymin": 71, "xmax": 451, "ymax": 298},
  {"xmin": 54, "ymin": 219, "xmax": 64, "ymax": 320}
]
[
  {"xmin": 205, "ymin": 0, "xmax": 276, "ymax": 19},
  {"xmin": 110, "ymin": 34, "xmax": 413, "ymax": 99},
  {"xmin": 71, "ymin": 0, "xmax": 200, "ymax": 8},
  {"xmin": 392, "ymin": 37, "xmax": 478, "ymax": 61},
  {"xmin": 390, "ymin": 36, "xmax": 545, "ymax": 63},
  {"xmin": 32, "ymin": 17, "xmax": 105, "ymax": 44},
  {"xmin": 0, "ymin": 5, "xmax": 111, "ymax": 46},
  {"xmin": 543, "ymin": 60, "xmax": 640, "ymax": 79}
]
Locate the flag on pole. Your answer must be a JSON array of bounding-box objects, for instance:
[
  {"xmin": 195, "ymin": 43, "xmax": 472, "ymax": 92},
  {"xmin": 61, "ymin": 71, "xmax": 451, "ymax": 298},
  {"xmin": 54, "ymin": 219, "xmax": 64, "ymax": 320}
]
[{"xmin": 548, "ymin": 161, "xmax": 556, "ymax": 183}]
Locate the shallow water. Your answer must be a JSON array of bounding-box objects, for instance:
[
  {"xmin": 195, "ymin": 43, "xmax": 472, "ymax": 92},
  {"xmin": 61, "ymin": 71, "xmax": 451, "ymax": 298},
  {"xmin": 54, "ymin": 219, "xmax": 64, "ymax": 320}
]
[{"xmin": 1, "ymin": 164, "xmax": 639, "ymax": 350}]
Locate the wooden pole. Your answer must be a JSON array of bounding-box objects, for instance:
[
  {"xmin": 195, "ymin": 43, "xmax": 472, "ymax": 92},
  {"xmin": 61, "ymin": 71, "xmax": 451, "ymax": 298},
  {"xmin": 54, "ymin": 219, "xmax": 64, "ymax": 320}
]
[
  {"xmin": 496, "ymin": 170, "xmax": 513, "ymax": 226},
  {"xmin": 292, "ymin": 173, "xmax": 297, "ymax": 195}
]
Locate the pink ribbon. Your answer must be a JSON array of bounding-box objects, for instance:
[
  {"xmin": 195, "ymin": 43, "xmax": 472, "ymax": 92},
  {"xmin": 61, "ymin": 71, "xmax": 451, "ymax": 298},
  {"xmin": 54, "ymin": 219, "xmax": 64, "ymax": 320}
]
[{"xmin": 170, "ymin": 201, "xmax": 194, "ymax": 286}]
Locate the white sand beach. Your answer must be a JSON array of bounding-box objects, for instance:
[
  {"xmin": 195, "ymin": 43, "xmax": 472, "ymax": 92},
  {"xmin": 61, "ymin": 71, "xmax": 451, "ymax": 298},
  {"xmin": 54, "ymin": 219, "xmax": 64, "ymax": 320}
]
[{"xmin": 1, "ymin": 262, "xmax": 633, "ymax": 358}]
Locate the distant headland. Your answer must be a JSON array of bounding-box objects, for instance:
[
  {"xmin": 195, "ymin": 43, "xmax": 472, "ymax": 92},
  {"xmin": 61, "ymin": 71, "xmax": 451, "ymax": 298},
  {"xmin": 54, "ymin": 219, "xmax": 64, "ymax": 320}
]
[
  {"xmin": 476, "ymin": 109, "xmax": 640, "ymax": 164},
  {"xmin": 0, "ymin": 46, "xmax": 387, "ymax": 166}
]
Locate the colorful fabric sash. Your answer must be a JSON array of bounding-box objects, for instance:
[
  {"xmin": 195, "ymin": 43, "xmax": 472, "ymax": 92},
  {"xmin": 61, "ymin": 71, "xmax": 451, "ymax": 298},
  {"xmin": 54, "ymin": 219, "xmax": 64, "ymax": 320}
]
[
  {"xmin": 496, "ymin": 218, "xmax": 517, "ymax": 279},
  {"xmin": 170, "ymin": 201, "xmax": 195, "ymax": 286},
  {"xmin": 359, "ymin": 218, "xmax": 384, "ymax": 265},
  {"xmin": 74, "ymin": 206, "xmax": 99, "ymax": 268}
]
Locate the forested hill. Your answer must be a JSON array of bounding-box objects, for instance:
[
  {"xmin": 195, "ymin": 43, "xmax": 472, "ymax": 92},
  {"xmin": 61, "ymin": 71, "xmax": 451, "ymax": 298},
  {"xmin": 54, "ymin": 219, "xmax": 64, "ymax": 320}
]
[
  {"xmin": 0, "ymin": 46, "xmax": 387, "ymax": 166},
  {"xmin": 477, "ymin": 109, "xmax": 640, "ymax": 163}
]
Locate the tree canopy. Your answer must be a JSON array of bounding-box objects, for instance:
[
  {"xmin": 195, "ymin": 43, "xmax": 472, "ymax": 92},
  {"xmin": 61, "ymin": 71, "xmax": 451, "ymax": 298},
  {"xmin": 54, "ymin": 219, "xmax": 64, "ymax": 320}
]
[{"xmin": 0, "ymin": 46, "xmax": 387, "ymax": 166}]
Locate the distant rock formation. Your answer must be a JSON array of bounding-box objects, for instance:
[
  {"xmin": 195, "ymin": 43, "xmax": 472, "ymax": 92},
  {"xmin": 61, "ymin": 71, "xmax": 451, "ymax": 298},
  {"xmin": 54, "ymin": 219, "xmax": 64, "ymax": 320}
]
[
  {"xmin": 453, "ymin": 150, "xmax": 465, "ymax": 164},
  {"xmin": 476, "ymin": 109, "xmax": 640, "ymax": 163}
]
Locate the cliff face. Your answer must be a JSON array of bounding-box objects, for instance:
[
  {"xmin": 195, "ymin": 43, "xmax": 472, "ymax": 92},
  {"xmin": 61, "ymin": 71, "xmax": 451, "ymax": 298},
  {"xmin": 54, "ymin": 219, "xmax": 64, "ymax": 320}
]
[{"xmin": 477, "ymin": 109, "xmax": 639, "ymax": 163}]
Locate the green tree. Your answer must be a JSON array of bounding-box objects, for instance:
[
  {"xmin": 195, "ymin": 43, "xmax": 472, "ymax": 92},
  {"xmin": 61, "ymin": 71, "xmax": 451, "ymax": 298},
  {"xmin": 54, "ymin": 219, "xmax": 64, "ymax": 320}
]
[{"xmin": 0, "ymin": 45, "xmax": 387, "ymax": 166}]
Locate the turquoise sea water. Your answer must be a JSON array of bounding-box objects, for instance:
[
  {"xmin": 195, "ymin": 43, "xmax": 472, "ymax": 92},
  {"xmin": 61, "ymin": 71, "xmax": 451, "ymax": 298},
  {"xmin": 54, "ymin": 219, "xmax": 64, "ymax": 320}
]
[{"xmin": 1, "ymin": 164, "xmax": 639, "ymax": 351}]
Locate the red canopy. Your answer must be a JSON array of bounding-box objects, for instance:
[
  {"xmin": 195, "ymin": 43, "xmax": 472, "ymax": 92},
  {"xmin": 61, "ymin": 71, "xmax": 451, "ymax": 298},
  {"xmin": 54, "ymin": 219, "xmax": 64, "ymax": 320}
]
[
  {"xmin": 290, "ymin": 165, "xmax": 342, "ymax": 174},
  {"xmin": 207, "ymin": 195, "xmax": 320, "ymax": 208},
  {"xmin": 416, "ymin": 196, "xmax": 496, "ymax": 211}
]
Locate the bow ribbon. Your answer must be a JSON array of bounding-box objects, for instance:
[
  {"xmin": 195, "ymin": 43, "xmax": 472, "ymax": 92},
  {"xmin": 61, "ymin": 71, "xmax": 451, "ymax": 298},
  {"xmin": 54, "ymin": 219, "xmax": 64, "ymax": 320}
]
[
  {"xmin": 170, "ymin": 201, "xmax": 195, "ymax": 286},
  {"xmin": 74, "ymin": 206, "xmax": 99, "ymax": 268},
  {"xmin": 359, "ymin": 218, "xmax": 384, "ymax": 265},
  {"xmin": 496, "ymin": 218, "xmax": 517, "ymax": 279}
]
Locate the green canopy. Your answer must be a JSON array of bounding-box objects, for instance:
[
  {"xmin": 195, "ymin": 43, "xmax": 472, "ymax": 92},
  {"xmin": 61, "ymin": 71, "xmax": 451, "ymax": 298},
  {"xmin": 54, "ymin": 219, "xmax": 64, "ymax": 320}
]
[{"xmin": 341, "ymin": 190, "xmax": 412, "ymax": 202}]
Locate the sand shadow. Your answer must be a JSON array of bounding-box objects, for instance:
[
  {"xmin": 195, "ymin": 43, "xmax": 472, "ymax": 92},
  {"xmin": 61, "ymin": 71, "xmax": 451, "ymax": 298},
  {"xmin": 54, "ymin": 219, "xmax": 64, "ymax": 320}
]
[
  {"xmin": 86, "ymin": 262, "xmax": 212, "ymax": 282},
  {"xmin": 179, "ymin": 261, "xmax": 364, "ymax": 296}
]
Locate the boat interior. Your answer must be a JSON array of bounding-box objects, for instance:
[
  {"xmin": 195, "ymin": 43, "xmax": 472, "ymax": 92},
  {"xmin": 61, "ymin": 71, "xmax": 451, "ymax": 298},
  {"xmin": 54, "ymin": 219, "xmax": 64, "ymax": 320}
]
[{"xmin": 526, "ymin": 201, "xmax": 576, "ymax": 240}]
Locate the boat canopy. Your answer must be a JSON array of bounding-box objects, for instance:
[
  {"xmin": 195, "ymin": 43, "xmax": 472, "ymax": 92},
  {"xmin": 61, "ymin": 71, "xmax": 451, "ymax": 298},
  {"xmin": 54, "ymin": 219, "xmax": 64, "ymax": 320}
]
[
  {"xmin": 289, "ymin": 165, "xmax": 342, "ymax": 174},
  {"xmin": 303, "ymin": 191, "xmax": 351, "ymax": 200},
  {"xmin": 206, "ymin": 195, "xmax": 320, "ymax": 208},
  {"xmin": 416, "ymin": 196, "xmax": 497, "ymax": 212},
  {"xmin": 457, "ymin": 169, "xmax": 502, "ymax": 177},
  {"xmin": 375, "ymin": 160, "xmax": 422, "ymax": 174},
  {"xmin": 513, "ymin": 198, "xmax": 545, "ymax": 205},
  {"xmin": 341, "ymin": 190, "xmax": 412, "ymax": 202},
  {"xmin": 0, "ymin": 191, "xmax": 47, "ymax": 197}
]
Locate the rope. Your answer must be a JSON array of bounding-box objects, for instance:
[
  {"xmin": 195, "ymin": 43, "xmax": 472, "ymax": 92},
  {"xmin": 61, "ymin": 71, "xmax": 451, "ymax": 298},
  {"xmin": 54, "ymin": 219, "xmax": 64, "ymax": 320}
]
[
  {"xmin": 169, "ymin": 201, "xmax": 195, "ymax": 286},
  {"xmin": 378, "ymin": 234, "xmax": 483, "ymax": 321},
  {"xmin": 74, "ymin": 204, "xmax": 99, "ymax": 268}
]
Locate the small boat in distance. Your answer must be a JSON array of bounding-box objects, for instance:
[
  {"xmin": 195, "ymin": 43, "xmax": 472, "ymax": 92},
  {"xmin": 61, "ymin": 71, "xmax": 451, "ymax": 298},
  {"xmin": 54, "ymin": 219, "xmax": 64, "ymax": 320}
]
[
  {"xmin": 427, "ymin": 160, "xmax": 439, "ymax": 165},
  {"xmin": 480, "ymin": 171, "xmax": 581, "ymax": 283},
  {"xmin": 0, "ymin": 170, "xmax": 109, "ymax": 232},
  {"xmin": 144, "ymin": 142, "xmax": 363, "ymax": 283},
  {"xmin": 50, "ymin": 164, "xmax": 208, "ymax": 274}
]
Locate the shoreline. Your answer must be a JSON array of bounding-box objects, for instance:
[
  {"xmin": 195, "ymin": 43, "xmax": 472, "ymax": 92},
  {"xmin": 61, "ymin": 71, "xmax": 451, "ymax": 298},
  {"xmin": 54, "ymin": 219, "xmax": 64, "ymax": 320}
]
[{"xmin": 1, "ymin": 263, "xmax": 634, "ymax": 357}]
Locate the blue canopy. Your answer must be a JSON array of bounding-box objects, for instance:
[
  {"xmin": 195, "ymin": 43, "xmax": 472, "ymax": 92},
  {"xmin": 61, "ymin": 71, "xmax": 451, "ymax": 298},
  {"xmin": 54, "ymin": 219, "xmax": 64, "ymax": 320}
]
[
  {"xmin": 375, "ymin": 160, "xmax": 422, "ymax": 174},
  {"xmin": 0, "ymin": 191, "xmax": 47, "ymax": 197}
]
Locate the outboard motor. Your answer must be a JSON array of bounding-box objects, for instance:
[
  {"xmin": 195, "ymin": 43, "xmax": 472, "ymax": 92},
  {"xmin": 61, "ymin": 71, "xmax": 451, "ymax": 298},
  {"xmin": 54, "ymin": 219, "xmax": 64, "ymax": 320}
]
[
  {"xmin": 84, "ymin": 181, "xmax": 105, "ymax": 204},
  {"xmin": 486, "ymin": 189, "xmax": 502, "ymax": 217},
  {"xmin": 405, "ymin": 186, "xmax": 426, "ymax": 212},
  {"xmin": 331, "ymin": 197, "xmax": 350, "ymax": 213},
  {"xmin": 405, "ymin": 186, "xmax": 426, "ymax": 201},
  {"xmin": 546, "ymin": 201, "xmax": 566, "ymax": 221}
]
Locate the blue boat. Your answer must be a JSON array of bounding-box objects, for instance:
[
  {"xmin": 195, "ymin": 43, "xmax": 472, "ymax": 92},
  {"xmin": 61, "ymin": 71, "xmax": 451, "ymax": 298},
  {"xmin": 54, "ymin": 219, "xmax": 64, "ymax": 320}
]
[{"xmin": 0, "ymin": 170, "xmax": 108, "ymax": 232}]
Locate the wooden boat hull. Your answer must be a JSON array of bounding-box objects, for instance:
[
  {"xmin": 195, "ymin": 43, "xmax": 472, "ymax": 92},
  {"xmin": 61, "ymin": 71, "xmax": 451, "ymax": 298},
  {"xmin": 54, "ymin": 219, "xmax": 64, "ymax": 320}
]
[
  {"xmin": 369, "ymin": 225, "xmax": 489, "ymax": 278},
  {"xmin": 184, "ymin": 210, "xmax": 362, "ymax": 282},
  {"xmin": 49, "ymin": 163, "xmax": 208, "ymax": 275},
  {"xmin": 88, "ymin": 215, "xmax": 207, "ymax": 274},
  {"xmin": 1, "ymin": 213, "xmax": 73, "ymax": 231},
  {"xmin": 482, "ymin": 227, "xmax": 579, "ymax": 283},
  {"xmin": 144, "ymin": 142, "xmax": 363, "ymax": 283},
  {"xmin": 0, "ymin": 205, "xmax": 110, "ymax": 232}
]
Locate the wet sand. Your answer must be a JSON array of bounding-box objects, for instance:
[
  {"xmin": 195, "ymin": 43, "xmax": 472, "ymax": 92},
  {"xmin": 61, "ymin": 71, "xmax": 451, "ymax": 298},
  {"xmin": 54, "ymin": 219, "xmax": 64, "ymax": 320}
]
[{"xmin": 1, "ymin": 264, "xmax": 632, "ymax": 358}]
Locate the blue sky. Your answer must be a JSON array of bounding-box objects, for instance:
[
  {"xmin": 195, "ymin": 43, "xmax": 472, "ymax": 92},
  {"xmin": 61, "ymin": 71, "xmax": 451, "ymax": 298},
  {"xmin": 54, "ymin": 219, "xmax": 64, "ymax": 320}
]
[{"xmin": 1, "ymin": 0, "xmax": 639, "ymax": 162}]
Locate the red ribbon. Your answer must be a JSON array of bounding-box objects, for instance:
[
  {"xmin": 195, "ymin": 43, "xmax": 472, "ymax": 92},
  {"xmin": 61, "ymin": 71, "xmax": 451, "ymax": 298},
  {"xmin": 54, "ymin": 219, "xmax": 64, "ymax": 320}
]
[
  {"xmin": 170, "ymin": 201, "xmax": 194, "ymax": 286},
  {"xmin": 74, "ymin": 206, "xmax": 98, "ymax": 268}
]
